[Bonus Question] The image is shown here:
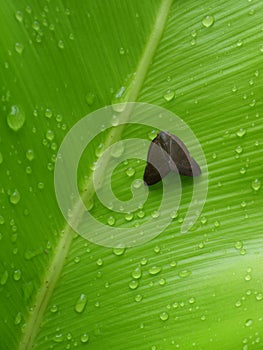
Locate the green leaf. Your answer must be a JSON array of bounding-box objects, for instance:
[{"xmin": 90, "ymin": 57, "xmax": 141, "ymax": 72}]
[{"xmin": 1, "ymin": 1, "xmax": 263, "ymax": 350}]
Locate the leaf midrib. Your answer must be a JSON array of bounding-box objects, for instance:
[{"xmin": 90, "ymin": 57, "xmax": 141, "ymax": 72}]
[{"xmin": 19, "ymin": 1, "xmax": 173, "ymax": 349}]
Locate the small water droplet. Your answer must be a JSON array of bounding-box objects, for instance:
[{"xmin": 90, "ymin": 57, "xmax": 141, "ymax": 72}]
[
  {"xmin": 107, "ymin": 216, "xmax": 115, "ymax": 226},
  {"xmin": 202, "ymin": 15, "xmax": 215, "ymax": 28},
  {"xmin": 148, "ymin": 266, "xmax": 161, "ymax": 275},
  {"xmin": 37, "ymin": 182, "xmax": 44, "ymax": 190},
  {"xmin": 178, "ymin": 269, "xmax": 191, "ymax": 278},
  {"xmin": 119, "ymin": 47, "xmax": 125, "ymax": 55},
  {"xmin": 154, "ymin": 246, "xmax": 160, "ymax": 254},
  {"xmin": 159, "ymin": 311, "xmax": 169, "ymax": 321},
  {"xmin": 50, "ymin": 304, "xmax": 58, "ymax": 313},
  {"xmin": 0, "ymin": 270, "xmax": 8, "ymax": 285},
  {"xmin": 45, "ymin": 108, "xmax": 52, "ymax": 119},
  {"xmin": 32, "ymin": 20, "xmax": 40, "ymax": 31},
  {"xmin": 126, "ymin": 167, "xmax": 135, "ymax": 177},
  {"xmin": 189, "ymin": 297, "xmax": 196, "ymax": 304},
  {"xmin": 9, "ymin": 190, "xmax": 21, "ymax": 205},
  {"xmin": 245, "ymin": 319, "xmax": 253, "ymax": 327},
  {"xmin": 129, "ymin": 280, "xmax": 139, "ymax": 290},
  {"xmin": 132, "ymin": 267, "xmax": 142, "ymax": 279},
  {"xmin": 235, "ymin": 241, "xmax": 243, "ymax": 250},
  {"xmin": 151, "ymin": 211, "xmax": 159, "ymax": 219},
  {"xmin": 159, "ymin": 278, "xmax": 166, "ymax": 286},
  {"xmin": 14, "ymin": 312, "xmax": 22, "ymax": 325},
  {"xmin": 15, "ymin": 10, "xmax": 23, "ymax": 23},
  {"xmin": 235, "ymin": 145, "xmax": 243, "ymax": 154},
  {"xmin": 13, "ymin": 269, "xmax": 21, "ymax": 281},
  {"xmin": 237, "ymin": 39, "xmax": 243, "ymax": 47},
  {"xmin": 132, "ymin": 179, "xmax": 143, "ymax": 189},
  {"xmin": 15, "ymin": 42, "xmax": 24, "ymax": 54},
  {"xmin": 95, "ymin": 143, "xmax": 104, "ymax": 157},
  {"xmin": 80, "ymin": 333, "xmax": 89, "ymax": 343},
  {"xmin": 251, "ymin": 179, "xmax": 261, "ymax": 191},
  {"xmin": 111, "ymin": 114, "xmax": 119, "ymax": 126},
  {"xmin": 236, "ymin": 128, "xmax": 246, "ymax": 137},
  {"xmin": 134, "ymin": 294, "xmax": 143, "ymax": 302},
  {"xmin": 75, "ymin": 293, "xmax": 87, "ymax": 313},
  {"xmin": 58, "ymin": 40, "xmax": 64, "ymax": 49},
  {"xmin": 111, "ymin": 141, "xmax": 124, "ymax": 158},
  {"xmin": 140, "ymin": 257, "xmax": 148, "ymax": 265},
  {"xmin": 240, "ymin": 167, "xmax": 246, "ymax": 175},
  {"xmin": 46, "ymin": 130, "xmax": 55, "ymax": 141},
  {"xmin": 125, "ymin": 212, "xmax": 133, "ymax": 221},
  {"xmin": 148, "ymin": 130, "xmax": 157, "ymax": 140},
  {"xmin": 52, "ymin": 333, "xmax": 63, "ymax": 343},
  {"xmin": 96, "ymin": 258, "xmax": 103, "ymax": 266},
  {"xmin": 112, "ymin": 247, "xmax": 125, "ymax": 256},
  {"xmin": 232, "ymin": 85, "xmax": 238, "ymax": 92},
  {"xmin": 26, "ymin": 149, "xmax": 35, "ymax": 161},
  {"xmin": 256, "ymin": 293, "xmax": 263, "ymax": 301},
  {"xmin": 7, "ymin": 105, "xmax": 25, "ymax": 131},
  {"xmin": 200, "ymin": 216, "xmax": 207, "ymax": 224},
  {"xmin": 163, "ymin": 89, "xmax": 175, "ymax": 102}
]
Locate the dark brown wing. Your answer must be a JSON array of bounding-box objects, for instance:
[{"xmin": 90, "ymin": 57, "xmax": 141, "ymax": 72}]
[
  {"xmin": 143, "ymin": 136, "xmax": 171, "ymax": 186},
  {"xmin": 166, "ymin": 132, "xmax": 201, "ymax": 177}
]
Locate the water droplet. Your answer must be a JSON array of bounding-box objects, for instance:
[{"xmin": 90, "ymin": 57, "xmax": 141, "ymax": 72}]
[
  {"xmin": 201, "ymin": 216, "xmax": 207, "ymax": 224},
  {"xmin": 96, "ymin": 258, "xmax": 103, "ymax": 267},
  {"xmin": 202, "ymin": 15, "xmax": 215, "ymax": 28},
  {"xmin": 15, "ymin": 10, "xmax": 23, "ymax": 23},
  {"xmin": 154, "ymin": 246, "xmax": 160, "ymax": 254},
  {"xmin": 74, "ymin": 256, "xmax": 80, "ymax": 263},
  {"xmin": 26, "ymin": 149, "xmax": 34, "ymax": 161},
  {"xmin": 232, "ymin": 85, "xmax": 238, "ymax": 92},
  {"xmin": 163, "ymin": 89, "xmax": 175, "ymax": 102},
  {"xmin": 126, "ymin": 167, "xmax": 135, "ymax": 177},
  {"xmin": 107, "ymin": 216, "xmax": 115, "ymax": 226},
  {"xmin": 58, "ymin": 40, "xmax": 64, "ymax": 49},
  {"xmin": 235, "ymin": 300, "xmax": 242, "ymax": 308},
  {"xmin": 236, "ymin": 128, "xmax": 246, "ymax": 137},
  {"xmin": 119, "ymin": 47, "xmax": 125, "ymax": 55},
  {"xmin": 132, "ymin": 267, "xmax": 142, "ymax": 279},
  {"xmin": 240, "ymin": 167, "xmax": 246, "ymax": 175},
  {"xmin": 189, "ymin": 297, "xmax": 196, "ymax": 304},
  {"xmin": 256, "ymin": 293, "xmax": 263, "ymax": 301},
  {"xmin": 148, "ymin": 266, "xmax": 161, "ymax": 275},
  {"xmin": 32, "ymin": 20, "xmax": 40, "ymax": 31},
  {"xmin": 125, "ymin": 212, "xmax": 133, "ymax": 221},
  {"xmin": 245, "ymin": 319, "xmax": 253, "ymax": 327},
  {"xmin": 9, "ymin": 190, "xmax": 21, "ymax": 205},
  {"xmin": 140, "ymin": 257, "xmax": 148, "ymax": 265},
  {"xmin": 50, "ymin": 304, "xmax": 58, "ymax": 313},
  {"xmin": 45, "ymin": 108, "xmax": 52, "ymax": 119},
  {"xmin": 148, "ymin": 130, "xmax": 157, "ymax": 140},
  {"xmin": 110, "ymin": 141, "xmax": 124, "ymax": 158},
  {"xmin": 75, "ymin": 293, "xmax": 87, "ymax": 313},
  {"xmin": 170, "ymin": 261, "xmax": 177, "ymax": 267},
  {"xmin": 0, "ymin": 270, "xmax": 8, "ymax": 285},
  {"xmin": 251, "ymin": 179, "xmax": 261, "ymax": 191},
  {"xmin": 132, "ymin": 179, "xmax": 143, "ymax": 189},
  {"xmin": 0, "ymin": 152, "xmax": 3, "ymax": 164},
  {"xmin": 15, "ymin": 42, "xmax": 24, "ymax": 54},
  {"xmin": 159, "ymin": 311, "xmax": 169, "ymax": 321},
  {"xmin": 111, "ymin": 114, "xmax": 119, "ymax": 126},
  {"xmin": 52, "ymin": 333, "xmax": 63, "ymax": 343},
  {"xmin": 134, "ymin": 294, "xmax": 143, "ymax": 302},
  {"xmin": 170, "ymin": 210, "xmax": 178, "ymax": 219},
  {"xmin": 80, "ymin": 333, "xmax": 89, "ymax": 343},
  {"xmin": 200, "ymin": 315, "xmax": 206, "ymax": 321},
  {"xmin": 46, "ymin": 130, "xmax": 55, "ymax": 141},
  {"xmin": 7, "ymin": 105, "xmax": 25, "ymax": 131},
  {"xmin": 151, "ymin": 211, "xmax": 159, "ymax": 219},
  {"xmin": 14, "ymin": 312, "xmax": 22, "ymax": 325},
  {"xmin": 237, "ymin": 39, "xmax": 243, "ymax": 47},
  {"xmin": 95, "ymin": 143, "xmax": 104, "ymax": 157},
  {"xmin": 235, "ymin": 145, "xmax": 243, "ymax": 154},
  {"xmin": 37, "ymin": 182, "xmax": 44, "ymax": 190},
  {"xmin": 13, "ymin": 269, "xmax": 21, "ymax": 281},
  {"xmin": 129, "ymin": 280, "xmax": 139, "ymax": 290},
  {"xmin": 112, "ymin": 246, "xmax": 125, "ymax": 256},
  {"xmin": 178, "ymin": 269, "xmax": 191, "ymax": 278},
  {"xmin": 235, "ymin": 241, "xmax": 243, "ymax": 250},
  {"xmin": 86, "ymin": 92, "xmax": 95, "ymax": 106},
  {"xmin": 159, "ymin": 278, "xmax": 166, "ymax": 286},
  {"xmin": 137, "ymin": 210, "xmax": 145, "ymax": 218}
]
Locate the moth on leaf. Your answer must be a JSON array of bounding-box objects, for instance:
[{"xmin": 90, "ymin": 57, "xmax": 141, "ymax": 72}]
[{"xmin": 144, "ymin": 131, "xmax": 201, "ymax": 186}]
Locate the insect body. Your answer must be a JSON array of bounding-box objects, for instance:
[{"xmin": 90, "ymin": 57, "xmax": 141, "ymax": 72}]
[{"xmin": 143, "ymin": 131, "xmax": 201, "ymax": 186}]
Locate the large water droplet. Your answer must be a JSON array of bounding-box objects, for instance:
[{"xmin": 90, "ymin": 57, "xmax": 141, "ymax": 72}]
[
  {"xmin": 9, "ymin": 190, "xmax": 21, "ymax": 204},
  {"xmin": 75, "ymin": 293, "xmax": 87, "ymax": 313},
  {"xmin": 202, "ymin": 15, "xmax": 215, "ymax": 28},
  {"xmin": 251, "ymin": 179, "xmax": 261, "ymax": 191},
  {"xmin": 80, "ymin": 333, "xmax": 89, "ymax": 343},
  {"xmin": 163, "ymin": 89, "xmax": 175, "ymax": 102},
  {"xmin": 148, "ymin": 266, "xmax": 161, "ymax": 275},
  {"xmin": 7, "ymin": 105, "xmax": 25, "ymax": 131},
  {"xmin": 159, "ymin": 311, "xmax": 169, "ymax": 321}
]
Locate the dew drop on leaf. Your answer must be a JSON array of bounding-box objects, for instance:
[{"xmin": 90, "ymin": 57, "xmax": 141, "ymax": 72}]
[
  {"xmin": 15, "ymin": 10, "xmax": 23, "ymax": 22},
  {"xmin": 251, "ymin": 179, "xmax": 261, "ymax": 191},
  {"xmin": 129, "ymin": 280, "xmax": 138, "ymax": 290},
  {"xmin": 15, "ymin": 42, "xmax": 24, "ymax": 54},
  {"xmin": 14, "ymin": 312, "xmax": 22, "ymax": 325},
  {"xmin": 112, "ymin": 247, "xmax": 125, "ymax": 256},
  {"xmin": 75, "ymin": 293, "xmax": 87, "ymax": 313},
  {"xmin": 159, "ymin": 311, "xmax": 169, "ymax": 321},
  {"xmin": 86, "ymin": 92, "xmax": 95, "ymax": 106},
  {"xmin": 163, "ymin": 89, "xmax": 175, "ymax": 102},
  {"xmin": 13, "ymin": 269, "xmax": 21, "ymax": 281},
  {"xmin": 26, "ymin": 149, "xmax": 35, "ymax": 161},
  {"xmin": 0, "ymin": 270, "xmax": 8, "ymax": 285},
  {"xmin": 178, "ymin": 269, "xmax": 191, "ymax": 278},
  {"xmin": 80, "ymin": 333, "xmax": 89, "ymax": 343},
  {"xmin": 9, "ymin": 190, "xmax": 21, "ymax": 205},
  {"xmin": 131, "ymin": 267, "xmax": 142, "ymax": 279},
  {"xmin": 7, "ymin": 105, "xmax": 25, "ymax": 131},
  {"xmin": 148, "ymin": 266, "xmax": 161, "ymax": 275},
  {"xmin": 202, "ymin": 15, "xmax": 215, "ymax": 28},
  {"xmin": 0, "ymin": 152, "xmax": 3, "ymax": 164}
]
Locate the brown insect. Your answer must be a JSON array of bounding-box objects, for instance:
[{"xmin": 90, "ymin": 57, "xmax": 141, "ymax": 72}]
[{"xmin": 143, "ymin": 131, "xmax": 201, "ymax": 186}]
